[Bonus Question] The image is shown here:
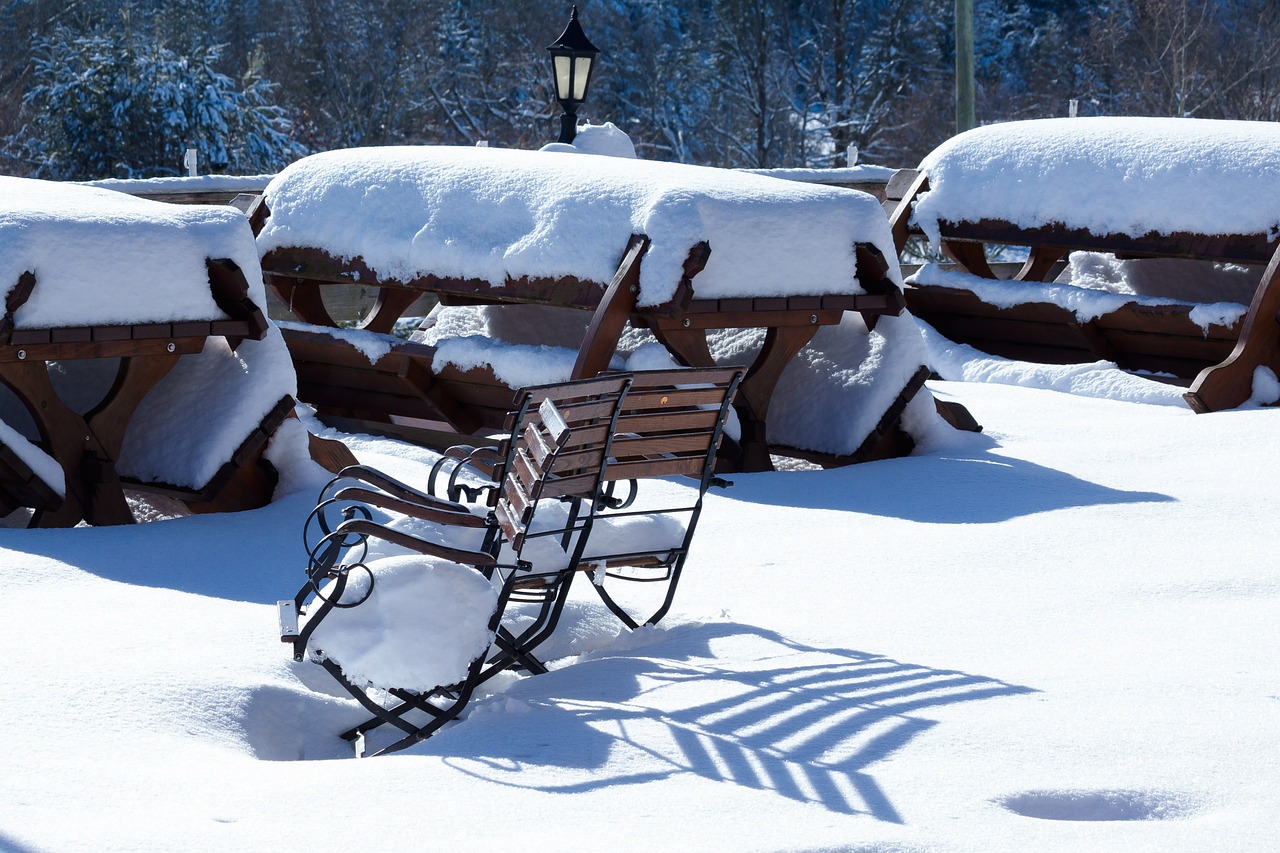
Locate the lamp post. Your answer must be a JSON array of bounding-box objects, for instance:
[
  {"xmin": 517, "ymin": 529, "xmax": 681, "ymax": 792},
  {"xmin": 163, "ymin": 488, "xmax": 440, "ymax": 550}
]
[{"xmin": 546, "ymin": 5, "xmax": 600, "ymax": 144}]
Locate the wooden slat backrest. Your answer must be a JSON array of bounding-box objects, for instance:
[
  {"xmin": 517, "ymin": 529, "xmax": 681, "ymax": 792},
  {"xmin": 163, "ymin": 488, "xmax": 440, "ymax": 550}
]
[
  {"xmin": 603, "ymin": 367, "xmax": 744, "ymax": 485},
  {"xmin": 490, "ymin": 375, "xmax": 630, "ymax": 550}
]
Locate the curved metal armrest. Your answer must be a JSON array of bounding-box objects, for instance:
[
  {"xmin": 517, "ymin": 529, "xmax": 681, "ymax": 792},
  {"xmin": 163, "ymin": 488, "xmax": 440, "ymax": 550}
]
[
  {"xmin": 323, "ymin": 464, "xmax": 469, "ymax": 512},
  {"xmin": 428, "ymin": 445, "xmax": 504, "ymax": 503},
  {"xmin": 332, "ymin": 517, "xmax": 497, "ymax": 567},
  {"xmin": 332, "ymin": 486, "xmax": 487, "ymax": 528}
]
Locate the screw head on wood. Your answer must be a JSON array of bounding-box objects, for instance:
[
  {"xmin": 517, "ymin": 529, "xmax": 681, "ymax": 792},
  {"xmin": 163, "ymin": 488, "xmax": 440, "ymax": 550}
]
[
  {"xmin": 166, "ymin": 342, "xmax": 176, "ymax": 353},
  {"xmin": 16, "ymin": 349, "xmax": 25, "ymax": 360},
  {"xmin": 810, "ymin": 314, "xmax": 818, "ymax": 324}
]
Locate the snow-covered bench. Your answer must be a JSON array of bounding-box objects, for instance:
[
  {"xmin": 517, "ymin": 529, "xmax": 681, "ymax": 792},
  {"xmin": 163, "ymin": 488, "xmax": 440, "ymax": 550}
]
[
  {"xmin": 0, "ymin": 177, "xmax": 301, "ymax": 526},
  {"xmin": 254, "ymin": 145, "xmax": 944, "ymax": 471},
  {"xmin": 886, "ymin": 117, "xmax": 1280, "ymax": 410}
]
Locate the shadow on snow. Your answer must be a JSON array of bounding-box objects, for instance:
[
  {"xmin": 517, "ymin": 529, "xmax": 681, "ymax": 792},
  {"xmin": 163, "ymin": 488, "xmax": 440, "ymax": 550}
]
[{"xmin": 395, "ymin": 621, "xmax": 1039, "ymax": 822}]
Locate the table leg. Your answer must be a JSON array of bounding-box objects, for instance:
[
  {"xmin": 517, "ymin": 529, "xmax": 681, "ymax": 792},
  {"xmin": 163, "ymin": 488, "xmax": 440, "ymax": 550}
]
[
  {"xmin": 0, "ymin": 354, "xmax": 180, "ymax": 527},
  {"xmin": 0, "ymin": 360, "xmax": 93, "ymax": 527},
  {"xmin": 265, "ymin": 277, "xmax": 338, "ymax": 328}
]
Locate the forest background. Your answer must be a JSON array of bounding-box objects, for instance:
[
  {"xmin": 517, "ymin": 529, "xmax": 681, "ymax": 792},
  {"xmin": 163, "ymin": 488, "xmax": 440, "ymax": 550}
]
[{"xmin": 1, "ymin": 0, "xmax": 1278, "ymax": 181}]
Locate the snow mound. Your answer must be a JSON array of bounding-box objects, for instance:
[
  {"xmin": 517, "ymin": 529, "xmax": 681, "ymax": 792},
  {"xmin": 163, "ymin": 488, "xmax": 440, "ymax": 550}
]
[
  {"xmin": 258, "ymin": 145, "xmax": 897, "ymax": 308},
  {"xmin": 913, "ymin": 117, "xmax": 1280, "ymax": 247}
]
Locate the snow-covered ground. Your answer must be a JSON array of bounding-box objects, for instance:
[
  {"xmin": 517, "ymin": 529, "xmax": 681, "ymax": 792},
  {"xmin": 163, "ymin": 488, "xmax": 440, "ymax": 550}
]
[{"xmin": 3, "ymin": 341, "xmax": 1276, "ymax": 851}]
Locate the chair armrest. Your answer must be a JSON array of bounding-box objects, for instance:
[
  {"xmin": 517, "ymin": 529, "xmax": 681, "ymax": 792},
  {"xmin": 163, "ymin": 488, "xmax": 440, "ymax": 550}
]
[
  {"xmin": 333, "ymin": 486, "xmax": 486, "ymax": 528},
  {"xmin": 330, "ymin": 464, "xmax": 469, "ymax": 512},
  {"xmin": 333, "ymin": 517, "xmax": 497, "ymax": 567}
]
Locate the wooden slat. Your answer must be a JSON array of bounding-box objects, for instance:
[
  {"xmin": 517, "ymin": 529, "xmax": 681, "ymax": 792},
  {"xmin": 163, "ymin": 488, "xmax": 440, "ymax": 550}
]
[
  {"xmin": 502, "ymin": 472, "xmax": 532, "ymax": 522},
  {"xmin": 610, "ymin": 431, "xmax": 714, "ymax": 458}
]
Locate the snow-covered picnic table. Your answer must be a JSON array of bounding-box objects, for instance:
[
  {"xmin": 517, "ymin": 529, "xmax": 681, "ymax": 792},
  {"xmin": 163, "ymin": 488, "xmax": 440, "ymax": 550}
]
[
  {"xmin": 887, "ymin": 117, "xmax": 1280, "ymax": 411},
  {"xmin": 0, "ymin": 177, "xmax": 297, "ymax": 527},
  {"xmin": 256, "ymin": 145, "xmax": 930, "ymax": 471}
]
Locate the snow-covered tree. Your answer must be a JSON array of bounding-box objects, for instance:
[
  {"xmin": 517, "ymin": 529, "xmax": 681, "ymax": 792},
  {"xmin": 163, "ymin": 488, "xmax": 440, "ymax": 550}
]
[{"xmin": 7, "ymin": 20, "xmax": 306, "ymax": 180}]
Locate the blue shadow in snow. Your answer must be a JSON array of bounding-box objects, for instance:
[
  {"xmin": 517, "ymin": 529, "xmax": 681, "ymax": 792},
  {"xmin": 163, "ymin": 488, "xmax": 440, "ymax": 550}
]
[
  {"xmin": 727, "ymin": 443, "xmax": 1173, "ymax": 524},
  {"xmin": 418, "ymin": 621, "xmax": 1037, "ymax": 822},
  {"xmin": 1, "ymin": 488, "xmax": 316, "ymax": 604}
]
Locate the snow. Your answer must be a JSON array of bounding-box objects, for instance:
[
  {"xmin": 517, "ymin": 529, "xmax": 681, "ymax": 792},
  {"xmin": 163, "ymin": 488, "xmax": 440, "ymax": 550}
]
[
  {"xmin": 0, "ymin": 176, "xmax": 297, "ymax": 489},
  {"xmin": 434, "ymin": 334, "xmax": 620, "ymax": 388},
  {"xmin": 540, "ymin": 121, "xmax": 638, "ymax": 158},
  {"xmin": 0, "ymin": 176, "xmax": 263, "ymax": 328},
  {"xmin": 4, "ymin": 357, "xmax": 1280, "ymax": 849},
  {"xmin": 258, "ymin": 145, "xmax": 897, "ymax": 308},
  {"xmin": 84, "ymin": 174, "xmax": 274, "ymax": 196},
  {"xmin": 741, "ymin": 163, "xmax": 898, "ymax": 184},
  {"xmin": 0, "ymin": 417, "xmax": 64, "ymax": 496},
  {"xmin": 912, "ymin": 117, "xmax": 1280, "ymax": 247},
  {"xmin": 305, "ymin": 554, "xmax": 500, "ymax": 693},
  {"xmin": 908, "ymin": 262, "xmax": 1250, "ymax": 331}
]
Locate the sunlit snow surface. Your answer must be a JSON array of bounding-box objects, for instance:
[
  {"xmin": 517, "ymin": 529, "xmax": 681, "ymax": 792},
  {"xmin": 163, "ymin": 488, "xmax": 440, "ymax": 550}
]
[
  {"xmin": 258, "ymin": 145, "xmax": 899, "ymax": 307},
  {"xmin": 912, "ymin": 116, "xmax": 1280, "ymax": 247},
  {"xmin": 3, "ymin": 344, "xmax": 1279, "ymax": 849}
]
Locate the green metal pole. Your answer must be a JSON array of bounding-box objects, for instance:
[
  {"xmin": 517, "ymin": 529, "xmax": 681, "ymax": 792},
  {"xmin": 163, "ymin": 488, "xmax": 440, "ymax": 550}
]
[{"xmin": 955, "ymin": 0, "xmax": 975, "ymax": 134}]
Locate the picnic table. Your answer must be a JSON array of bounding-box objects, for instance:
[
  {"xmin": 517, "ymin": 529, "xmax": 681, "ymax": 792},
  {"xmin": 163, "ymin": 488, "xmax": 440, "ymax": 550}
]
[
  {"xmin": 0, "ymin": 177, "xmax": 298, "ymax": 527},
  {"xmin": 255, "ymin": 145, "xmax": 919, "ymax": 471},
  {"xmin": 886, "ymin": 117, "xmax": 1280, "ymax": 411}
]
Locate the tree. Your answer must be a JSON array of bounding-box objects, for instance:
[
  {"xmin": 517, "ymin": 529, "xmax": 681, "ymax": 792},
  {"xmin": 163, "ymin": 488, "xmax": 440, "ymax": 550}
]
[{"xmin": 6, "ymin": 18, "xmax": 306, "ymax": 179}]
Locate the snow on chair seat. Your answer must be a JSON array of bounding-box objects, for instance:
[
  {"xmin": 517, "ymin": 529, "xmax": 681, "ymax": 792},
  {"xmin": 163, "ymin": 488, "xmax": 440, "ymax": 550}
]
[
  {"xmin": 0, "ymin": 176, "xmax": 300, "ymax": 526},
  {"xmin": 304, "ymin": 554, "xmax": 501, "ymax": 694},
  {"xmin": 885, "ymin": 117, "xmax": 1280, "ymax": 411}
]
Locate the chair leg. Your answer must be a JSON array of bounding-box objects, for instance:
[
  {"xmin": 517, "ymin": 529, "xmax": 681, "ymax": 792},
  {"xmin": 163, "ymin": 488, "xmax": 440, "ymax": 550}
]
[{"xmin": 591, "ymin": 555, "xmax": 686, "ymax": 630}]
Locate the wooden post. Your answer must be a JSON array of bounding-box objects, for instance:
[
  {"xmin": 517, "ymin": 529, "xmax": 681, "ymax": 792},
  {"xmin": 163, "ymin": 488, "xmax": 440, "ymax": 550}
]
[{"xmin": 955, "ymin": 0, "xmax": 976, "ymax": 134}]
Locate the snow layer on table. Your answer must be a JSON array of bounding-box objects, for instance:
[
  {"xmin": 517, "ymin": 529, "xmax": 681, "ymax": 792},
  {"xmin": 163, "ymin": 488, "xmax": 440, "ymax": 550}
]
[
  {"xmin": 84, "ymin": 174, "xmax": 274, "ymax": 196},
  {"xmin": 0, "ymin": 176, "xmax": 262, "ymax": 328},
  {"xmin": 912, "ymin": 117, "xmax": 1280, "ymax": 247},
  {"xmin": 740, "ymin": 163, "xmax": 897, "ymax": 184},
  {"xmin": 258, "ymin": 145, "xmax": 897, "ymax": 307},
  {"xmin": 305, "ymin": 554, "xmax": 500, "ymax": 692},
  {"xmin": 909, "ymin": 262, "xmax": 1248, "ymax": 332},
  {"xmin": 0, "ymin": 417, "xmax": 65, "ymax": 496}
]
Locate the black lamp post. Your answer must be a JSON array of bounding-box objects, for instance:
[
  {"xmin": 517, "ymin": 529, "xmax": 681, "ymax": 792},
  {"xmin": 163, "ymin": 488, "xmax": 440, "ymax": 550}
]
[{"xmin": 546, "ymin": 5, "xmax": 600, "ymax": 144}]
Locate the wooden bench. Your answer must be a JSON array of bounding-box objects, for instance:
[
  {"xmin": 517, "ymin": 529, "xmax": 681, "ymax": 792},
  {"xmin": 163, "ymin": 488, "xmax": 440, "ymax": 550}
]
[
  {"xmin": 886, "ymin": 138, "xmax": 1280, "ymax": 411},
  {"xmin": 269, "ymin": 239, "xmax": 907, "ymax": 467}
]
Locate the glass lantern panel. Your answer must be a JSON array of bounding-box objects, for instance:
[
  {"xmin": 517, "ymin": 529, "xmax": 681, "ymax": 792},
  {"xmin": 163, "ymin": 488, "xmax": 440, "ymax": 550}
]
[
  {"xmin": 553, "ymin": 55, "xmax": 572, "ymax": 101},
  {"xmin": 572, "ymin": 56, "xmax": 592, "ymax": 101}
]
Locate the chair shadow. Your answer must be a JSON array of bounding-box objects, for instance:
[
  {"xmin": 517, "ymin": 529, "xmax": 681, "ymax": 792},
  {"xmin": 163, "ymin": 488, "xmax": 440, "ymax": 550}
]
[
  {"xmin": 729, "ymin": 443, "xmax": 1173, "ymax": 524},
  {"xmin": 419, "ymin": 621, "xmax": 1038, "ymax": 822}
]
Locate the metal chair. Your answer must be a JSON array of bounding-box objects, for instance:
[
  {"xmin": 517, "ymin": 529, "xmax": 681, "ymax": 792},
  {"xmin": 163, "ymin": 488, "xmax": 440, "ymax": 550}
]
[
  {"xmin": 582, "ymin": 366, "xmax": 744, "ymax": 628},
  {"xmin": 279, "ymin": 374, "xmax": 631, "ymax": 756}
]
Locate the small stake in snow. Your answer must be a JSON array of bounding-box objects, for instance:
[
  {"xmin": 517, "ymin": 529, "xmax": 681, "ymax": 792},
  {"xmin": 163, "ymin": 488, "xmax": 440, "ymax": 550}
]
[{"xmin": 183, "ymin": 147, "xmax": 198, "ymax": 177}]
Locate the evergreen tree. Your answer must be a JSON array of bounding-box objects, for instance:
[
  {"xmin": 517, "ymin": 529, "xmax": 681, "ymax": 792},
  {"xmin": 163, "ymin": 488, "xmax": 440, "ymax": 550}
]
[{"xmin": 6, "ymin": 17, "xmax": 305, "ymax": 179}]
